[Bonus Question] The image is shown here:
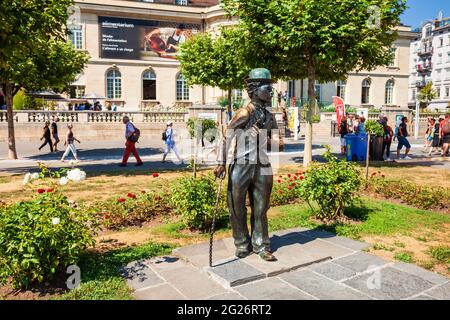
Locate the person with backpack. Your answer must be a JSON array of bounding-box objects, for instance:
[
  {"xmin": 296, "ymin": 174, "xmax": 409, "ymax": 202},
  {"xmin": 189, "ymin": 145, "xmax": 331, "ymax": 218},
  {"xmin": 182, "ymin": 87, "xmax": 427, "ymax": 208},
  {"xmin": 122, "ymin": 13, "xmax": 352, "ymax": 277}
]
[
  {"xmin": 38, "ymin": 121, "xmax": 54, "ymax": 153},
  {"xmin": 119, "ymin": 116, "xmax": 143, "ymax": 167},
  {"xmin": 162, "ymin": 120, "xmax": 183, "ymax": 163},
  {"xmin": 60, "ymin": 124, "xmax": 81, "ymax": 162},
  {"xmin": 441, "ymin": 114, "xmax": 450, "ymax": 157},
  {"xmin": 382, "ymin": 117, "xmax": 394, "ymax": 161}
]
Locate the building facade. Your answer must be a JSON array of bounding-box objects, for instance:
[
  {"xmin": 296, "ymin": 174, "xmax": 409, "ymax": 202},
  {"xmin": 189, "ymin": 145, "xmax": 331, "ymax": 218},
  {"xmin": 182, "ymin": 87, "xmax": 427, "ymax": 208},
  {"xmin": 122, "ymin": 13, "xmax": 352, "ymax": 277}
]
[
  {"xmin": 286, "ymin": 26, "xmax": 416, "ymax": 111},
  {"xmin": 69, "ymin": 0, "xmax": 232, "ymax": 110},
  {"xmin": 409, "ymin": 17, "xmax": 450, "ymax": 111}
]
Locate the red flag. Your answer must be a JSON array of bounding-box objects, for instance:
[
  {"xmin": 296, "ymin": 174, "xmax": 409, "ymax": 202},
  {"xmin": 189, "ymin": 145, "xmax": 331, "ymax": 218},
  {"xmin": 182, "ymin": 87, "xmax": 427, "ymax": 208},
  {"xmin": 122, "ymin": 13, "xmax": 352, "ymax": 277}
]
[{"xmin": 333, "ymin": 96, "xmax": 345, "ymax": 126}]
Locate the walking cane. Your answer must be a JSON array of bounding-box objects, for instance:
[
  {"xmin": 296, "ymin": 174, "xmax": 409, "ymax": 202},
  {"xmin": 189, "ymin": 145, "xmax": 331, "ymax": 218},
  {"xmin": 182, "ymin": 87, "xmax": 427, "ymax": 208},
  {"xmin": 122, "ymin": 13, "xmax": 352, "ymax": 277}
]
[{"xmin": 209, "ymin": 176, "xmax": 224, "ymax": 268}]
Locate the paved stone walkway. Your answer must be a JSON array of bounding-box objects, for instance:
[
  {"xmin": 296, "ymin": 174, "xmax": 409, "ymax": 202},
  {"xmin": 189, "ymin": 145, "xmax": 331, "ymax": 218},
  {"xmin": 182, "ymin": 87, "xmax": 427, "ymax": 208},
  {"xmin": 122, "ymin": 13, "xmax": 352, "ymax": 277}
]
[{"xmin": 120, "ymin": 228, "xmax": 449, "ymax": 300}]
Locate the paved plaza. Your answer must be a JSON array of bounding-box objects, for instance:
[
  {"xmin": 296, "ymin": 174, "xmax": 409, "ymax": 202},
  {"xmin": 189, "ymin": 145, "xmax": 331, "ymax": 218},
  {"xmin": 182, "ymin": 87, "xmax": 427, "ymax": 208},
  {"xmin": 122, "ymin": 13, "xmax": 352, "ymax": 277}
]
[
  {"xmin": 121, "ymin": 228, "xmax": 449, "ymax": 300},
  {"xmin": 1, "ymin": 136, "xmax": 449, "ymax": 175}
]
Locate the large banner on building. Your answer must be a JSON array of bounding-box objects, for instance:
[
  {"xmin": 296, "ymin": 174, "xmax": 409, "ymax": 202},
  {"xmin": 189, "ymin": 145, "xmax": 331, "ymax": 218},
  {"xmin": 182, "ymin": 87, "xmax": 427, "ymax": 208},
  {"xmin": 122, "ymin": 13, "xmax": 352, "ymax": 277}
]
[{"xmin": 99, "ymin": 17, "xmax": 200, "ymax": 60}]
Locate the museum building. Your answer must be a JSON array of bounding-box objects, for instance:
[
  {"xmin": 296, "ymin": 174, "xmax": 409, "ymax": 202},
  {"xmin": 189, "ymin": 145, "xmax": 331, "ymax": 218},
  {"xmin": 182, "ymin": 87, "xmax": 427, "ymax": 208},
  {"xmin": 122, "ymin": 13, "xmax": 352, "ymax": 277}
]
[{"xmin": 69, "ymin": 0, "xmax": 233, "ymax": 110}]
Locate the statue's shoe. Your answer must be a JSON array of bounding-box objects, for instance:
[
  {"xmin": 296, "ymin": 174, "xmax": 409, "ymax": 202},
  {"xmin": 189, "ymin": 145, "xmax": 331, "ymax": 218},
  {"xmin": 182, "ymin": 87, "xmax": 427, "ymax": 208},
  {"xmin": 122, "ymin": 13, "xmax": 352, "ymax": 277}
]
[
  {"xmin": 258, "ymin": 251, "xmax": 278, "ymax": 262},
  {"xmin": 235, "ymin": 250, "xmax": 251, "ymax": 259}
]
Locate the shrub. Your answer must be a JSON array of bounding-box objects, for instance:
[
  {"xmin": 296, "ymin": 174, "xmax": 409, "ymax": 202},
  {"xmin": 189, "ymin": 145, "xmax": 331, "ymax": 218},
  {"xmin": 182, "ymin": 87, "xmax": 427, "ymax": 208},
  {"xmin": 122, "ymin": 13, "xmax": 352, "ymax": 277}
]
[
  {"xmin": 271, "ymin": 172, "xmax": 304, "ymax": 206},
  {"xmin": 170, "ymin": 174, "xmax": 227, "ymax": 231},
  {"xmin": 368, "ymin": 174, "xmax": 450, "ymax": 210},
  {"xmin": 297, "ymin": 147, "xmax": 362, "ymax": 221},
  {"xmin": 96, "ymin": 191, "xmax": 171, "ymax": 230},
  {"xmin": 365, "ymin": 120, "xmax": 384, "ymax": 137},
  {"xmin": 0, "ymin": 192, "xmax": 99, "ymax": 289}
]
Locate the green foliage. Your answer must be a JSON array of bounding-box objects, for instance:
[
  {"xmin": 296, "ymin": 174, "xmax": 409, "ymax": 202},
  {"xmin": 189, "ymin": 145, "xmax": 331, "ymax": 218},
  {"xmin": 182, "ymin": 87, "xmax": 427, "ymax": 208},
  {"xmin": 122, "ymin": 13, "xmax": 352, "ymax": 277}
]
[
  {"xmin": 368, "ymin": 175, "xmax": 450, "ymax": 210},
  {"xmin": 187, "ymin": 118, "xmax": 218, "ymax": 143},
  {"xmin": 365, "ymin": 120, "xmax": 384, "ymax": 137},
  {"xmin": 13, "ymin": 89, "xmax": 44, "ymax": 110},
  {"xmin": 170, "ymin": 175, "xmax": 228, "ymax": 231},
  {"xmin": 59, "ymin": 242, "xmax": 172, "ymax": 300},
  {"xmin": 95, "ymin": 191, "xmax": 171, "ymax": 231},
  {"xmin": 428, "ymin": 246, "xmax": 450, "ymax": 263},
  {"xmin": 418, "ymin": 82, "xmax": 438, "ymax": 105},
  {"xmin": 394, "ymin": 252, "xmax": 414, "ymax": 263},
  {"xmin": 179, "ymin": 27, "xmax": 250, "ymax": 91},
  {"xmin": 0, "ymin": 192, "xmax": 99, "ymax": 289},
  {"xmin": 297, "ymin": 147, "xmax": 363, "ymax": 221}
]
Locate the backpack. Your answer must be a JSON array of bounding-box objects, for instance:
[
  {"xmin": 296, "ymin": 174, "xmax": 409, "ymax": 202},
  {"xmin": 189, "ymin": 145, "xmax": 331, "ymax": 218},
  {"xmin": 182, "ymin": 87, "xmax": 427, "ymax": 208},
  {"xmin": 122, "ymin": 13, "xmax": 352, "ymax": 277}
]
[
  {"xmin": 442, "ymin": 119, "xmax": 450, "ymax": 135},
  {"xmin": 162, "ymin": 131, "xmax": 167, "ymax": 141},
  {"xmin": 128, "ymin": 123, "xmax": 140, "ymax": 143}
]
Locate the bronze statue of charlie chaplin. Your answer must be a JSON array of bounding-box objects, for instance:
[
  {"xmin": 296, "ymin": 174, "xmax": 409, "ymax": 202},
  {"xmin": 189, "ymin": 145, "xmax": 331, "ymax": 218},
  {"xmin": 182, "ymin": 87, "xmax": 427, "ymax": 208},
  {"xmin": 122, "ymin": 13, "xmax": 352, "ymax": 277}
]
[{"xmin": 214, "ymin": 68, "xmax": 283, "ymax": 262}]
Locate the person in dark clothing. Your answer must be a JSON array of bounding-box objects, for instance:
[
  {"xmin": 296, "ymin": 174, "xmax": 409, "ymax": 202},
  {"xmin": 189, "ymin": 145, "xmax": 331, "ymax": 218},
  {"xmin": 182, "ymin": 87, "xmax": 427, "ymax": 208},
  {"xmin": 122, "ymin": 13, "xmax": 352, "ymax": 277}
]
[
  {"xmin": 51, "ymin": 117, "xmax": 60, "ymax": 152},
  {"xmin": 382, "ymin": 117, "xmax": 394, "ymax": 161},
  {"xmin": 338, "ymin": 116, "xmax": 349, "ymax": 155},
  {"xmin": 39, "ymin": 121, "xmax": 54, "ymax": 153}
]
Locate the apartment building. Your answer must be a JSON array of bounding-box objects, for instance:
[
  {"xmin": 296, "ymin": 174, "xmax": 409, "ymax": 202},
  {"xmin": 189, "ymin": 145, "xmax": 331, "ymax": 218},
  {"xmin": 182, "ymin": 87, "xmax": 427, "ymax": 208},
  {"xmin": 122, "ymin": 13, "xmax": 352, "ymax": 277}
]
[{"xmin": 409, "ymin": 17, "xmax": 450, "ymax": 111}]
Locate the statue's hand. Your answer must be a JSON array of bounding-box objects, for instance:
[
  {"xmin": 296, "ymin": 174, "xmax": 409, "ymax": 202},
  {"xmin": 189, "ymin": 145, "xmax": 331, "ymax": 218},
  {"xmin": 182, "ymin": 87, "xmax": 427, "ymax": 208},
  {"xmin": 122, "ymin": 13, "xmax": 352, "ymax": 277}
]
[{"xmin": 214, "ymin": 165, "xmax": 226, "ymax": 180}]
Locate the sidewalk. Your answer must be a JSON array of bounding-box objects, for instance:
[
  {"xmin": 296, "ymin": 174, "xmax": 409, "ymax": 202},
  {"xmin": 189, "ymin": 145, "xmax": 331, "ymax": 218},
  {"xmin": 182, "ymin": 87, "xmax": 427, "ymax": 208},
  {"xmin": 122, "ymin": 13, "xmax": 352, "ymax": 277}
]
[{"xmin": 121, "ymin": 228, "xmax": 450, "ymax": 300}]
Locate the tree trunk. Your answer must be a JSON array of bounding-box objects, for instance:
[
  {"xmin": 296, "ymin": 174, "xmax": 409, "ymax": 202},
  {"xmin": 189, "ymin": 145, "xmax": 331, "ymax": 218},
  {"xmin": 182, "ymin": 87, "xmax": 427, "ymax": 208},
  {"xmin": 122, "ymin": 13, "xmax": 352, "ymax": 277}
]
[
  {"xmin": 303, "ymin": 61, "xmax": 315, "ymax": 167},
  {"xmin": 227, "ymin": 89, "xmax": 232, "ymax": 122},
  {"xmin": 5, "ymin": 83, "xmax": 18, "ymax": 160}
]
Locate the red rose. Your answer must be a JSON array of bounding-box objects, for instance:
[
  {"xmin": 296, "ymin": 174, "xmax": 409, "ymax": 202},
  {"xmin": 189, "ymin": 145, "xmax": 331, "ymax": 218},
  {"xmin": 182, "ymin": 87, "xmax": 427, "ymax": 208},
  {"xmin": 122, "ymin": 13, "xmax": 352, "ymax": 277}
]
[
  {"xmin": 299, "ymin": 176, "xmax": 304, "ymax": 180},
  {"xmin": 118, "ymin": 198, "xmax": 126, "ymax": 203},
  {"xmin": 381, "ymin": 174, "xmax": 385, "ymax": 178},
  {"xmin": 127, "ymin": 193, "xmax": 136, "ymax": 199},
  {"xmin": 278, "ymin": 190, "xmax": 283, "ymax": 194},
  {"xmin": 152, "ymin": 173, "xmax": 159, "ymax": 178},
  {"xmin": 277, "ymin": 180, "xmax": 282, "ymax": 184},
  {"xmin": 291, "ymin": 183, "xmax": 296, "ymax": 187},
  {"xmin": 47, "ymin": 188, "xmax": 55, "ymax": 193},
  {"xmin": 141, "ymin": 190, "xmax": 146, "ymax": 194},
  {"xmin": 288, "ymin": 187, "xmax": 292, "ymax": 191},
  {"xmin": 287, "ymin": 174, "xmax": 291, "ymax": 178},
  {"xmin": 37, "ymin": 188, "xmax": 45, "ymax": 194},
  {"xmin": 293, "ymin": 176, "xmax": 298, "ymax": 180},
  {"xmin": 289, "ymin": 179, "xmax": 293, "ymax": 182},
  {"xmin": 104, "ymin": 213, "xmax": 110, "ymax": 220}
]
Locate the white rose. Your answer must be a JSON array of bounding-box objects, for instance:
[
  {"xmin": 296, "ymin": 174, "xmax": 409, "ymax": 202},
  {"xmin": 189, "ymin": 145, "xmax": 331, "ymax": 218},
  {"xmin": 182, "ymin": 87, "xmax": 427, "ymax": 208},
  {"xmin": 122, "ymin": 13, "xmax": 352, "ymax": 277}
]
[
  {"xmin": 52, "ymin": 217, "xmax": 60, "ymax": 225},
  {"xmin": 23, "ymin": 173, "xmax": 31, "ymax": 185},
  {"xmin": 59, "ymin": 177, "xmax": 69, "ymax": 186},
  {"xmin": 31, "ymin": 173, "xmax": 40, "ymax": 180},
  {"xmin": 67, "ymin": 169, "xmax": 86, "ymax": 183}
]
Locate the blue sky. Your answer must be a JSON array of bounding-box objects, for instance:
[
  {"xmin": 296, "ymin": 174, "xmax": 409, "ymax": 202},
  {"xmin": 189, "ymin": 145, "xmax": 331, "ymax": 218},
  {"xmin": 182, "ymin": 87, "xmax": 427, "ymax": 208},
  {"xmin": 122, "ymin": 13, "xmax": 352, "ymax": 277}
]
[{"xmin": 401, "ymin": 0, "xmax": 449, "ymax": 28}]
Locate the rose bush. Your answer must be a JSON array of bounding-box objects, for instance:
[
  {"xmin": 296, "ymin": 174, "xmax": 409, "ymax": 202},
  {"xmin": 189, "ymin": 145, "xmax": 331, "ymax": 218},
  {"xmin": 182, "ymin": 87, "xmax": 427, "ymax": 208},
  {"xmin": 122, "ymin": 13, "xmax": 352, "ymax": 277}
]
[
  {"xmin": 270, "ymin": 172, "xmax": 304, "ymax": 206},
  {"xmin": 0, "ymin": 192, "xmax": 99, "ymax": 289}
]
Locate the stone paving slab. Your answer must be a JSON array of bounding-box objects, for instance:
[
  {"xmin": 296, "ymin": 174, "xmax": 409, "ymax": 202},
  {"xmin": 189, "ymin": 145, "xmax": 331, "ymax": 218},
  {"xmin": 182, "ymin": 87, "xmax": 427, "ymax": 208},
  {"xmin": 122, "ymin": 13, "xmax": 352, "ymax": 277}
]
[
  {"xmin": 424, "ymin": 282, "xmax": 450, "ymax": 300},
  {"xmin": 234, "ymin": 277, "xmax": 315, "ymax": 300},
  {"xmin": 392, "ymin": 262, "xmax": 449, "ymax": 286},
  {"xmin": 333, "ymin": 252, "xmax": 387, "ymax": 272},
  {"xmin": 308, "ymin": 261, "xmax": 357, "ymax": 281},
  {"xmin": 206, "ymin": 292, "xmax": 247, "ymax": 300},
  {"xmin": 120, "ymin": 260, "xmax": 164, "ymax": 290},
  {"xmin": 343, "ymin": 266, "xmax": 435, "ymax": 300},
  {"xmin": 280, "ymin": 269, "xmax": 372, "ymax": 300},
  {"xmin": 207, "ymin": 258, "xmax": 266, "ymax": 287},
  {"xmin": 134, "ymin": 283, "xmax": 186, "ymax": 300}
]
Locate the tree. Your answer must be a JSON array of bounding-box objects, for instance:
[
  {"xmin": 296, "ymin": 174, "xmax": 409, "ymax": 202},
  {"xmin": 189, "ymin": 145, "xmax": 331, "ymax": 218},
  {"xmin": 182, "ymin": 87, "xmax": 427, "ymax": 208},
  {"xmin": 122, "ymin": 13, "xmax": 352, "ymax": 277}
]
[
  {"xmin": 418, "ymin": 82, "xmax": 437, "ymax": 109},
  {"xmin": 222, "ymin": 0, "xmax": 406, "ymax": 166},
  {"xmin": 179, "ymin": 26, "xmax": 251, "ymax": 119},
  {"xmin": 0, "ymin": 0, "xmax": 88, "ymax": 159}
]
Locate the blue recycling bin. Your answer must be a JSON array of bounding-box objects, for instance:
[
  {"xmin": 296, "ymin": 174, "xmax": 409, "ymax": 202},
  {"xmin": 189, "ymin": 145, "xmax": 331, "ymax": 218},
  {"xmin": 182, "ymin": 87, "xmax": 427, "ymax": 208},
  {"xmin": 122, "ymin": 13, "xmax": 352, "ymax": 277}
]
[{"xmin": 345, "ymin": 133, "xmax": 368, "ymax": 162}]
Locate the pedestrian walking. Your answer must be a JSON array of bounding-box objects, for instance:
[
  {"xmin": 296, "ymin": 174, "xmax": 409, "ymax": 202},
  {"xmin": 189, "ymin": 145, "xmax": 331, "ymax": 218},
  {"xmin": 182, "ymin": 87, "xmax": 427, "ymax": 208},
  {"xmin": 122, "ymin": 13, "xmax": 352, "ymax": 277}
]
[
  {"xmin": 338, "ymin": 116, "xmax": 349, "ymax": 155},
  {"xmin": 429, "ymin": 118, "xmax": 443, "ymax": 156},
  {"xmin": 51, "ymin": 117, "xmax": 60, "ymax": 152},
  {"xmin": 38, "ymin": 121, "xmax": 54, "ymax": 153},
  {"xmin": 60, "ymin": 124, "xmax": 80, "ymax": 162},
  {"xmin": 396, "ymin": 117, "xmax": 412, "ymax": 160},
  {"xmin": 440, "ymin": 114, "xmax": 450, "ymax": 157},
  {"xmin": 424, "ymin": 118, "xmax": 436, "ymax": 154},
  {"xmin": 119, "ymin": 116, "xmax": 143, "ymax": 167},
  {"xmin": 162, "ymin": 121, "xmax": 183, "ymax": 163},
  {"xmin": 382, "ymin": 117, "xmax": 394, "ymax": 161}
]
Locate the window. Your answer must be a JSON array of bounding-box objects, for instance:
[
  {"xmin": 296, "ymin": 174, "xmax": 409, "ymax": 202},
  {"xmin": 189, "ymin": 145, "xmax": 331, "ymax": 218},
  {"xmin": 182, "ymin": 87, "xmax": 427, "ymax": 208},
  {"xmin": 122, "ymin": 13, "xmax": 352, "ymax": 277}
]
[
  {"xmin": 175, "ymin": 0, "xmax": 188, "ymax": 5},
  {"xmin": 106, "ymin": 69, "xmax": 122, "ymax": 99},
  {"xmin": 315, "ymin": 81, "xmax": 321, "ymax": 102},
  {"xmin": 439, "ymin": 38, "xmax": 444, "ymax": 47},
  {"xmin": 388, "ymin": 48, "xmax": 397, "ymax": 67},
  {"xmin": 69, "ymin": 26, "xmax": 83, "ymax": 50},
  {"xmin": 446, "ymin": 87, "xmax": 450, "ymax": 98},
  {"xmin": 425, "ymin": 26, "xmax": 432, "ymax": 37},
  {"xmin": 447, "ymin": 52, "xmax": 450, "ymax": 62},
  {"xmin": 232, "ymin": 89, "xmax": 243, "ymax": 104},
  {"xmin": 336, "ymin": 80, "xmax": 346, "ymax": 100},
  {"xmin": 438, "ymin": 53, "xmax": 442, "ymax": 64},
  {"xmin": 361, "ymin": 79, "xmax": 371, "ymax": 104},
  {"xmin": 412, "ymin": 89, "xmax": 416, "ymax": 101},
  {"xmin": 385, "ymin": 80, "xmax": 394, "ymax": 104},
  {"xmin": 142, "ymin": 70, "xmax": 156, "ymax": 100},
  {"xmin": 176, "ymin": 73, "xmax": 189, "ymax": 100},
  {"xmin": 436, "ymin": 87, "xmax": 441, "ymax": 98}
]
